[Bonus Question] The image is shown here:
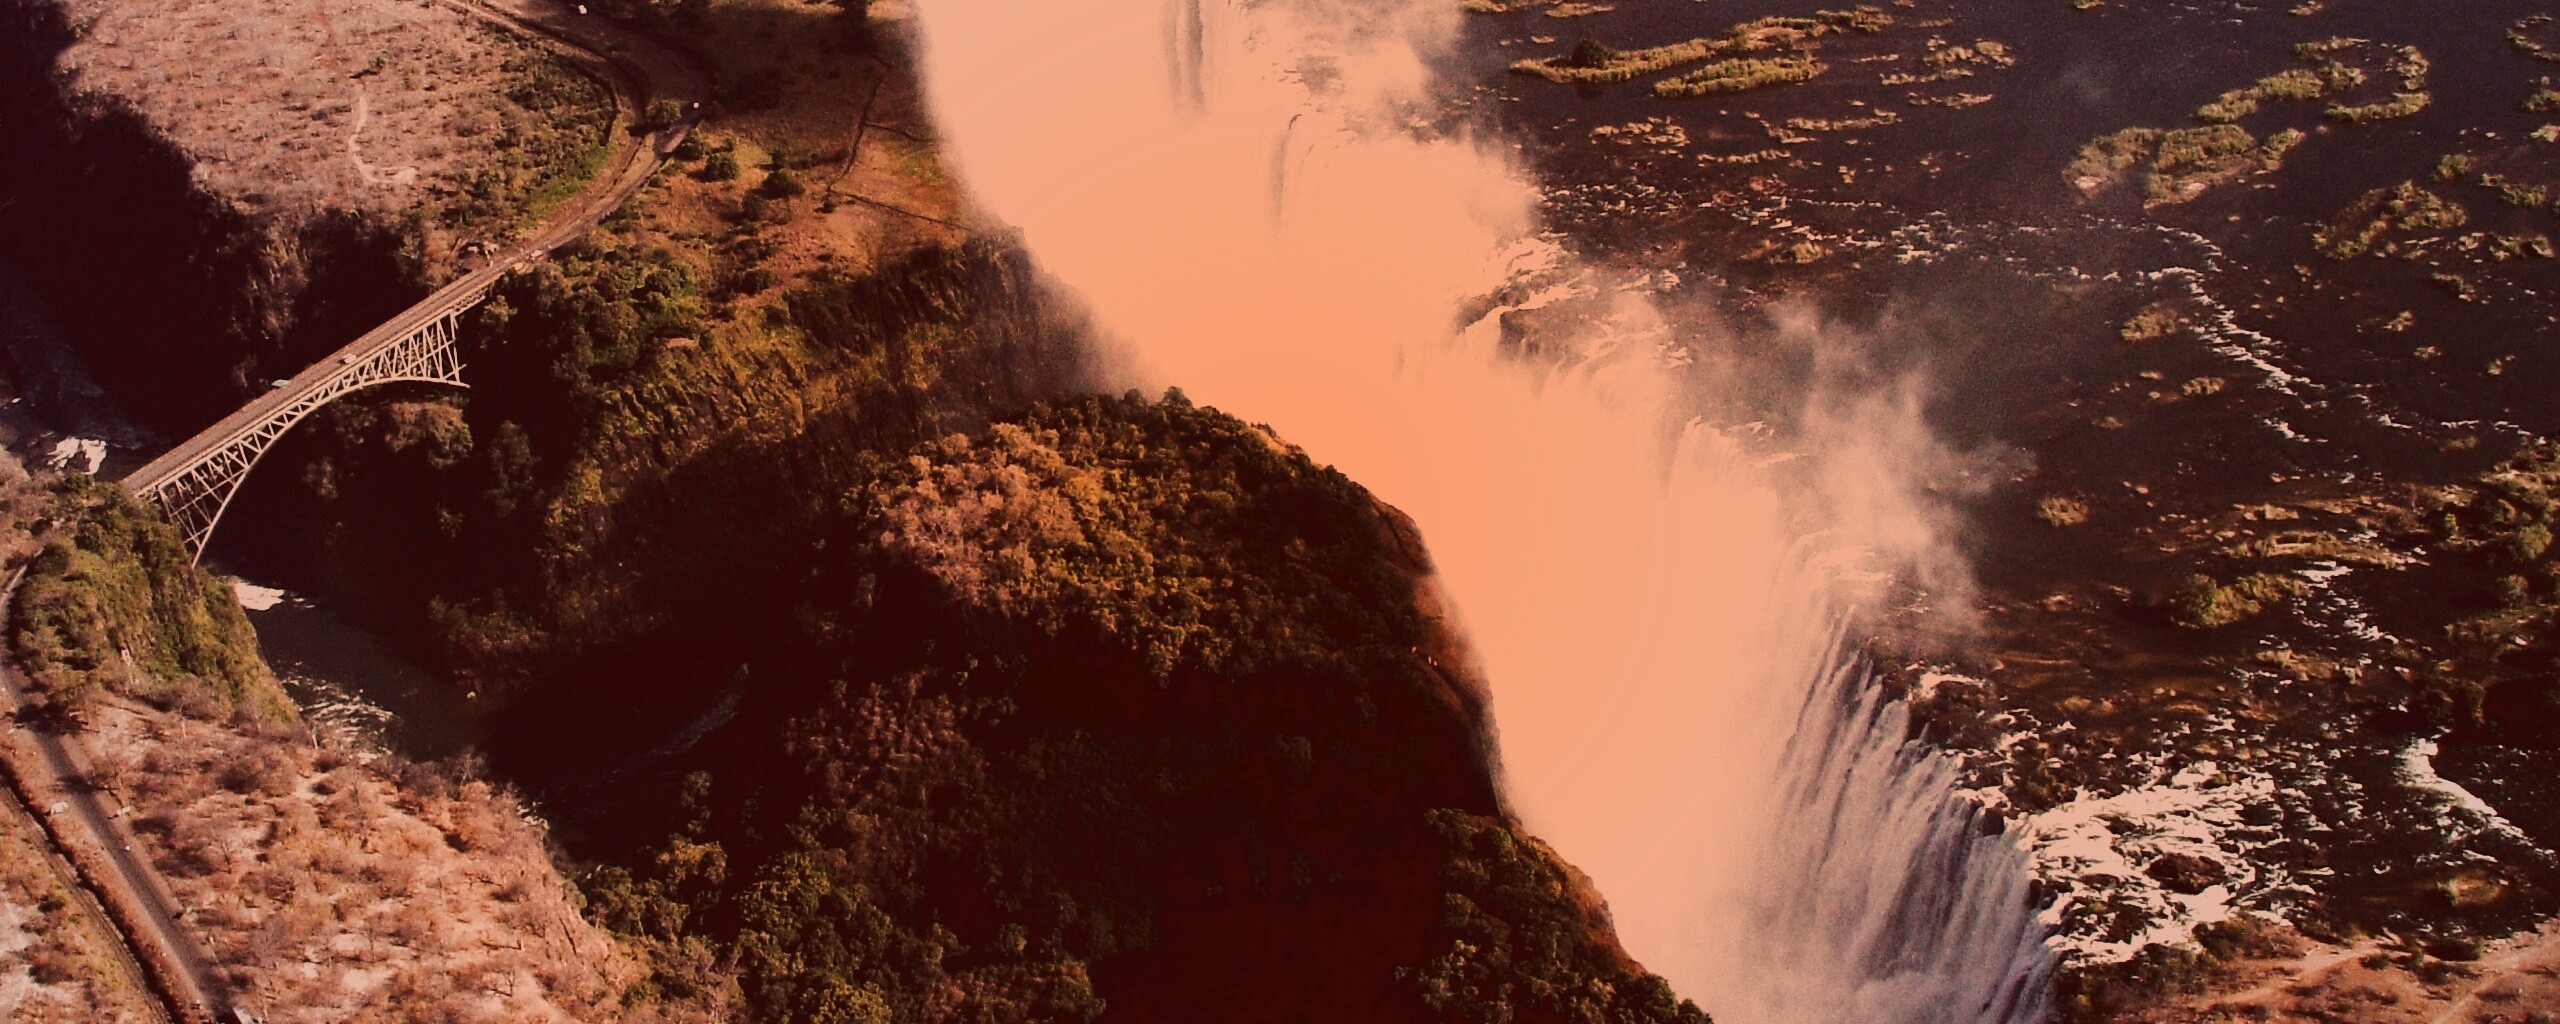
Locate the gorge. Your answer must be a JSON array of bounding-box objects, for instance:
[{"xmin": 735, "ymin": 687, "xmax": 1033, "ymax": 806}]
[
  {"xmin": 906, "ymin": 0, "xmax": 2050, "ymax": 1019},
  {"xmin": 8, "ymin": 0, "xmax": 2560, "ymax": 1021}
]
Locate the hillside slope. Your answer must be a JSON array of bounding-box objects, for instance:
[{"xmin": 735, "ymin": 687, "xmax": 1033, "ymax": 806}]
[{"xmin": 585, "ymin": 393, "xmax": 1710, "ymax": 1024}]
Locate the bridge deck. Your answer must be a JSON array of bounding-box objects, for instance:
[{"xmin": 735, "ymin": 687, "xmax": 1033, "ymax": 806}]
[{"xmin": 121, "ymin": 259, "xmax": 512, "ymax": 494}]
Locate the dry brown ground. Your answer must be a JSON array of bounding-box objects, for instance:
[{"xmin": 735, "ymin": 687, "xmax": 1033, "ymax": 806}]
[
  {"xmin": 2121, "ymin": 926, "xmax": 2560, "ymax": 1024},
  {"xmin": 53, "ymin": 0, "xmax": 616, "ymax": 266},
  {"xmin": 0, "ymin": 781, "xmax": 160, "ymax": 1024},
  {"xmin": 616, "ymin": 0, "xmax": 966, "ymax": 292},
  {"xmin": 78, "ymin": 695, "xmax": 687, "ymax": 1024}
]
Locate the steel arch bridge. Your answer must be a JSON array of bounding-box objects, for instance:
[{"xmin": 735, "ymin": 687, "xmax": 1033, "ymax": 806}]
[{"xmin": 122, "ymin": 270, "xmax": 498, "ymax": 560}]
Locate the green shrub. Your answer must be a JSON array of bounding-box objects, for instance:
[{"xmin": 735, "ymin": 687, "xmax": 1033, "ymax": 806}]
[
  {"xmin": 2328, "ymin": 90, "xmax": 2430, "ymax": 123},
  {"xmin": 9, "ymin": 477, "xmax": 291, "ymax": 721},
  {"xmin": 758, "ymin": 168, "xmax": 807, "ymax": 200},
  {"xmin": 2172, "ymin": 572, "xmax": 2308, "ymax": 629},
  {"xmin": 2511, "ymin": 521, "xmax": 2553, "ymax": 562},
  {"xmin": 643, "ymin": 97, "xmax": 687, "ymax": 131}
]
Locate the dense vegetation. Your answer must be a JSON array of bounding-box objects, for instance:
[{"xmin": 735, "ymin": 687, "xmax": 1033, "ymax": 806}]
[
  {"xmin": 9, "ymin": 476, "xmax": 292, "ymax": 722},
  {"xmin": 2314, "ymin": 181, "xmax": 2468, "ymax": 259},
  {"xmin": 2067, "ymin": 37, "xmax": 2426, "ymax": 208},
  {"xmin": 581, "ymin": 394, "xmax": 1708, "ymax": 1024},
  {"xmin": 1653, "ymin": 56, "xmax": 1825, "ymax": 98},
  {"xmin": 227, "ymin": 234, "xmax": 1090, "ymax": 745}
]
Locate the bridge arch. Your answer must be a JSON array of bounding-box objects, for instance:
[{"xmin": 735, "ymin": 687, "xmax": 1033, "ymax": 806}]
[{"xmin": 123, "ymin": 289, "xmax": 482, "ymax": 561}]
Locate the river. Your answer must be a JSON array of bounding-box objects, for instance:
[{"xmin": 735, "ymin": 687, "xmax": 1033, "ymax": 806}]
[{"xmin": 228, "ymin": 579, "xmax": 488, "ymax": 759}]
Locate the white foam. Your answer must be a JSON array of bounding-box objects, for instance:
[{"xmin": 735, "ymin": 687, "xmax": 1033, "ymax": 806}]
[
  {"xmin": 2023, "ymin": 759, "xmax": 2284, "ymax": 965},
  {"xmin": 2399, "ymin": 738, "xmax": 2530, "ymax": 843},
  {"xmin": 230, "ymin": 579, "xmax": 289, "ymax": 611},
  {"xmin": 43, "ymin": 437, "xmax": 105, "ymax": 475}
]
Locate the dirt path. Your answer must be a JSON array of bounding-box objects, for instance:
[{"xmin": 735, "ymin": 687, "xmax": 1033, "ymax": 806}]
[
  {"xmin": 0, "ymin": 573, "xmax": 224, "ymax": 1024},
  {"xmin": 0, "ymin": 773, "xmax": 169, "ymax": 1024},
  {"xmin": 345, "ymin": 89, "xmax": 422, "ymax": 187}
]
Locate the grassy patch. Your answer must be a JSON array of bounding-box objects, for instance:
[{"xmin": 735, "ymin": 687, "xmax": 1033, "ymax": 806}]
[
  {"xmin": 2076, "ymin": 37, "xmax": 2425, "ymax": 203},
  {"xmin": 2120, "ymin": 299, "xmax": 2190, "ymax": 342},
  {"xmin": 2036, "ymin": 495, "xmax": 2091, "ymax": 527},
  {"xmin": 2144, "ymin": 124, "xmax": 2297, "ymax": 206},
  {"xmin": 445, "ymin": 53, "xmax": 620, "ymax": 235},
  {"xmin": 2195, "ymin": 67, "xmax": 2326, "ymax": 123},
  {"xmin": 2067, "ymin": 128, "xmax": 2162, "ymax": 194},
  {"xmin": 2221, "ymin": 529, "xmax": 2403, "ymax": 567},
  {"xmin": 2480, "ymin": 172, "xmax": 2556, "ymax": 212},
  {"xmin": 1653, "ymin": 55, "xmax": 1826, "ymax": 97},
  {"xmin": 2171, "ymin": 572, "xmax": 2310, "ymax": 629},
  {"xmin": 2512, "ymin": 15, "xmax": 2560, "ymax": 63},
  {"xmin": 1512, "ymin": 38, "xmax": 1724, "ymax": 84},
  {"xmin": 1509, "ymin": 8, "xmax": 1886, "ymax": 86},
  {"xmin": 517, "ymin": 123, "xmax": 618, "ymax": 230},
  {"xmin": 2328, "ymin": 90, "xmax": 2430, "ymax": 124},
  {"xmin": 2315, "ymin": 181, "xmax": 2465, "ymax": 258}
]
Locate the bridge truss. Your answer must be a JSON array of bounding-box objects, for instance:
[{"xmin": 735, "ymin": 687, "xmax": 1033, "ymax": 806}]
[{"xmin": 125, "ymin": 292, "xmax": 483, "ymax": 560}]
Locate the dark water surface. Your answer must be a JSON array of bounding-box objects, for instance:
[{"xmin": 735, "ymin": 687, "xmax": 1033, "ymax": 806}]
[{"xmin": 236, "ymin": 585, "xmax": 489, "ymax": 760}]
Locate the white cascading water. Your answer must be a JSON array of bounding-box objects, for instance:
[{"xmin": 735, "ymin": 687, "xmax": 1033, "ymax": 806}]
[{"xmin": 906, "ymin": 1, "xmax": 2054, "ymax": 1021}]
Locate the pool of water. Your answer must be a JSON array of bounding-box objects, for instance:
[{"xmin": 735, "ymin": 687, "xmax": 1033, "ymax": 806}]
[{"xmin": 232, "ymin": 580, "xmax": 487, "ymax": 761}]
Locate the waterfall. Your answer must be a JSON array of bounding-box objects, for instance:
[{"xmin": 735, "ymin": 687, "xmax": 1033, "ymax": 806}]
[{"xmin": 904, "ymin": 1, "xmax": 2054, "ymax": 1020}]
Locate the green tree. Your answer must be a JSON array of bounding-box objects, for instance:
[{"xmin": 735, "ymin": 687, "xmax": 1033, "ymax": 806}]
[{"xmin": 1569, "ymin": 39, "xmax": 1617, "ymax": 68}]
